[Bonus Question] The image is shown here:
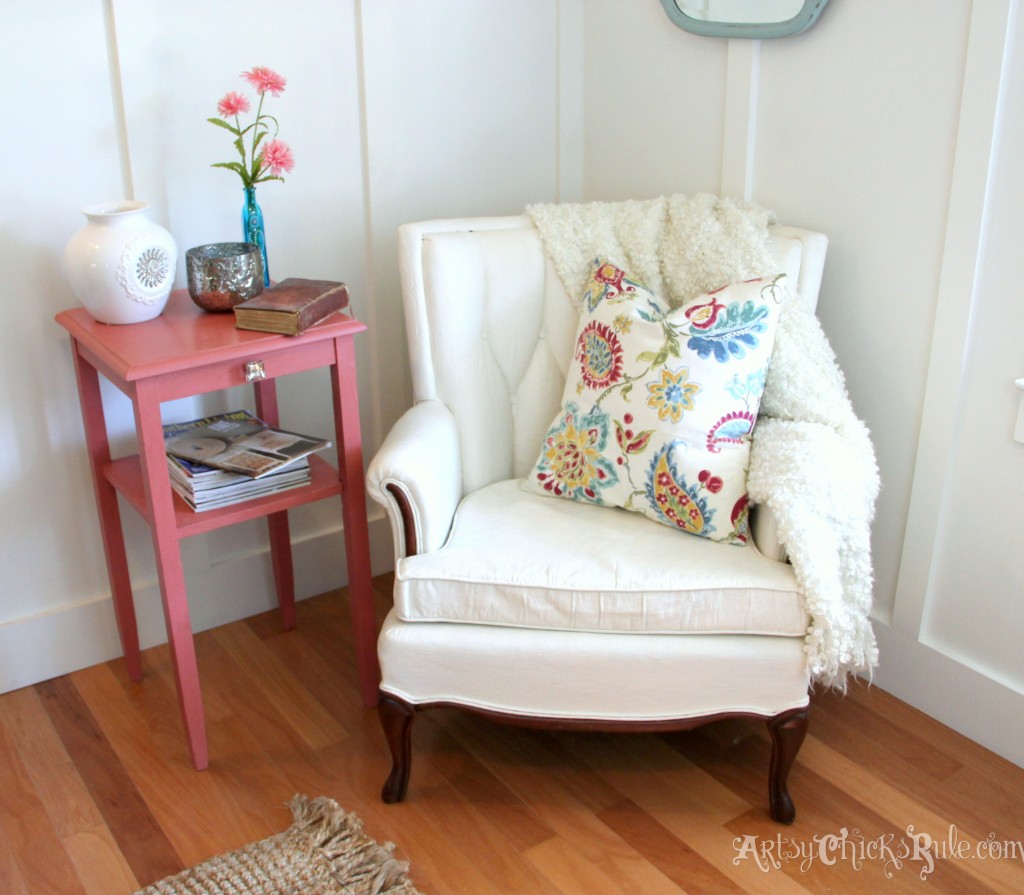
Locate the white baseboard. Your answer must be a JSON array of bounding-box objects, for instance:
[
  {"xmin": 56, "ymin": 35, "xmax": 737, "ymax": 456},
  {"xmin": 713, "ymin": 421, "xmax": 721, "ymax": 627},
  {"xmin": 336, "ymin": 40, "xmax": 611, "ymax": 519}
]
[
  {"xmin": 871, "ymin": 620, "xmax": 1024, "ymax": 768},
  {"xmin": 0, "ymin": 514, "xmax": 395, "ymax": 695}
]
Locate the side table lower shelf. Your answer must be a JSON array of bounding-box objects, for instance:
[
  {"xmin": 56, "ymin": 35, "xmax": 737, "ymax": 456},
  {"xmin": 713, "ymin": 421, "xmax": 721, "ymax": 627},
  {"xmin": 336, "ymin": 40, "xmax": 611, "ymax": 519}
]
[{"xmin": 104, "ymin": 454, "xmax": 345, "ymax": 537}]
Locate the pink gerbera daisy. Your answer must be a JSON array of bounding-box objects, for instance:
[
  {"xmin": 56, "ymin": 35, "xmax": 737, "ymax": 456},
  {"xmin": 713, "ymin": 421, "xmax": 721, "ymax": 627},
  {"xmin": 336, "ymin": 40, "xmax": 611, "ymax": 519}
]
[
  {"xmin": 242, "ymin": 66, "xmax": 287, "ymax": 97},
  {"xmin": 259, "ymin": 139, "xmax": 295, "ymax": 177},
  {"xmin": 216, "ymin": 91, "xmax": 251, "ymax": 118}
]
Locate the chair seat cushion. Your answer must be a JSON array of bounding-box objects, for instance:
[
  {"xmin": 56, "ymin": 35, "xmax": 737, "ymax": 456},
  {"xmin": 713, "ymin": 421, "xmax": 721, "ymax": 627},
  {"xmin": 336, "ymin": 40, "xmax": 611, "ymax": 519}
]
[{"xmin": 394, "ymin": 479, "xmax": 809, "ymax": 636}]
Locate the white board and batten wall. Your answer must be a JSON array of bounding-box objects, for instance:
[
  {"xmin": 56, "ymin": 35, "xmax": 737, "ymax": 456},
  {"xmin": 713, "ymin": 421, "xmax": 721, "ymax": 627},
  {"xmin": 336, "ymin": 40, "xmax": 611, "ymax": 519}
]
[{"xmin": 1, "ymin": 0, "xmax": 1020, "ymax": 767}]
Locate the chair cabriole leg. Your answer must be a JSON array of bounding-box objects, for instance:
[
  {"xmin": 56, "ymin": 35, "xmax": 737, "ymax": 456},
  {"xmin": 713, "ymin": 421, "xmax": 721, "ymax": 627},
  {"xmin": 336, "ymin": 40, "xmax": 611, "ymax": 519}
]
[
  {"xmin": 767, "ymin": 706, "xmax": 808, "ymax": 824},
  {"xmin": 378, "ymin": 693, "xmax": 416, "ymax": 803}
]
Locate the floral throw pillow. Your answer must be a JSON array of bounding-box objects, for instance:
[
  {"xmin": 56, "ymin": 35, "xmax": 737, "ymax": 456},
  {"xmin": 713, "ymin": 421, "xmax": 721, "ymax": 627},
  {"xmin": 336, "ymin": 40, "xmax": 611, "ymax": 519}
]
[{"xmin": 526, "ymin": 259, "xmax": 786, "ymax": 544}]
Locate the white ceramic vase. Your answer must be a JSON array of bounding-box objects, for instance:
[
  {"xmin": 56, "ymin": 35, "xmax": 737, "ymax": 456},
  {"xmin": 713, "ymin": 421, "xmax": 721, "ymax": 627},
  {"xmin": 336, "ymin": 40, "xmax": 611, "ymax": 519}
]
[{"xmin": 64, "ymin": 201, "xmax": 178, "ymax": 324}]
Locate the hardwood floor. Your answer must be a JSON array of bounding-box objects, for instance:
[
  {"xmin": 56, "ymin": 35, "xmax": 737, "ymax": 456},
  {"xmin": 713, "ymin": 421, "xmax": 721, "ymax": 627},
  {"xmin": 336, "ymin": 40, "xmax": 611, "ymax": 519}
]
[{"xmin": 1, "ymin": 575, "xmax": 1022, "ymax": 894}]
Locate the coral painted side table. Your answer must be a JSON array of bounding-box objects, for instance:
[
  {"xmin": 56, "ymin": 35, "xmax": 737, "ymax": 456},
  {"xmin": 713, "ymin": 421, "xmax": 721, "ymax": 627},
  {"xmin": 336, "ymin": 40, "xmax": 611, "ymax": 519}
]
[{"xmin": 55, "ymin": 290, "xmax": 380, "ymax": 770}]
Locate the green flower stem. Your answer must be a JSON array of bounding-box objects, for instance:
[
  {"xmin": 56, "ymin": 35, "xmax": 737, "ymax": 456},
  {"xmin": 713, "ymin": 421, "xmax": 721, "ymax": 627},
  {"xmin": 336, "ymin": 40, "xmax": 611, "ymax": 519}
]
[
  {"xmin": 592, "ymin": 366, "xmax": 650, "ymax": 409},
  {"xmin": 249, "ymin": 91, "xmax": 266, "ymax": 184},
  {"xmin": 233, "ymin": 115, "xmax": 247, "ymax": 185}
]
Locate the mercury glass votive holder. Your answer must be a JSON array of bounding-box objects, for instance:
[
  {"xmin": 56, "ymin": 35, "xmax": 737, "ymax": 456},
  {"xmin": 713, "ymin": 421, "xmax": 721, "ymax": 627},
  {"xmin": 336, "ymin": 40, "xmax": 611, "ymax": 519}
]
[{"xmin": 186, "ymin": 242, "xmax": 264, "ymax": 312}]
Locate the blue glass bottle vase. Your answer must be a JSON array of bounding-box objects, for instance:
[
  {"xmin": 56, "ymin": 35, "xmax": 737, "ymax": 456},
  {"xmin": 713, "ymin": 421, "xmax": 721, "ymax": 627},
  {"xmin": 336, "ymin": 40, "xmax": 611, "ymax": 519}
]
[{"xmin": 242, "ymin": 186, "xmax": 270, "ymax": 286}]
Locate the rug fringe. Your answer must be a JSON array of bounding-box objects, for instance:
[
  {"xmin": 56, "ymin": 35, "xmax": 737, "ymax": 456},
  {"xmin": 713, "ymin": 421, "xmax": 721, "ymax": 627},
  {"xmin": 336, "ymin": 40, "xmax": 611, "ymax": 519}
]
[{"xmin": 289, "ymin": 795, "xmax": 419, "ymax": 894}]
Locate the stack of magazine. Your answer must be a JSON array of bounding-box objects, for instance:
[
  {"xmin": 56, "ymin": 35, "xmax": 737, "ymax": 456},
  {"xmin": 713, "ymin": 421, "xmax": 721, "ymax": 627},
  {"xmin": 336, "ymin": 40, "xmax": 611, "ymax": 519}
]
[{"xmin": 163, "ymin": 410, "xmax": 331, "ymax": 512}]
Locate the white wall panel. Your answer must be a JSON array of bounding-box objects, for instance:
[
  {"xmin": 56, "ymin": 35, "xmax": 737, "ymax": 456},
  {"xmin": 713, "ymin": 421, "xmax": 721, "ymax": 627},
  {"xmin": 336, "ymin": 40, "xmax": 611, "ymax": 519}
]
[
  {"xmin": 583, "ymin": 0, "xmax": 726, "ymax": 201},
  {"xmin": 922, "ymin": 5, "xmax": 1024, "ymax": 692},
  {"xmin": 0, "ymin": 5, "xmax": 125, "ymax": 625},
  {"xmin": 360, "ymin": 0, "xmax": 567, "ymax": 437}
]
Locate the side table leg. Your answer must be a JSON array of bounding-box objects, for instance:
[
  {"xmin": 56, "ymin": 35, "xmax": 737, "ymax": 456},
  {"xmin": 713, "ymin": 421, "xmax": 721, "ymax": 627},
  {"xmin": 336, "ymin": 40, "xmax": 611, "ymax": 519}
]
[
  {"xmin": 254, "ymin": 379, "xmax": 296, "ymax": 630},
  {"xmin": 331, "ymin": 336, "xmax": 381, "ymax": 707},
  {"xmin": 266, "ymin": 513, "xmax": 296, "ymax": 631},
  {"xmin": 69, "ymin": 341, "xmax": 142, "ymax": 681},
  {"xmin": 133, "ymin": 384, "xmax": 208, "ymax": 770}
]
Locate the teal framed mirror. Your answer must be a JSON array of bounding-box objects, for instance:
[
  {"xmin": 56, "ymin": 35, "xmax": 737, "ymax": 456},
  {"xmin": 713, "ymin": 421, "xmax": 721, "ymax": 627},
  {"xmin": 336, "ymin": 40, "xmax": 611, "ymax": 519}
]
[{"xmin": 661, "ymin": 0, "xmax": 831, "ymax": 39}]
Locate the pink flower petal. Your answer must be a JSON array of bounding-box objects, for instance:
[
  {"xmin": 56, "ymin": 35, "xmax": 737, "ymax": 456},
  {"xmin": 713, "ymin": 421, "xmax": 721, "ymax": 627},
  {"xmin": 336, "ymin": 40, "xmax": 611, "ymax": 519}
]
[
  {"xmin": 217, "ymin": 91, "xmax": 251, "ymax": 118},
  {"xmin": 242, "ymin": 66, "xmax": 287, "ymax": 97},
  {"xmin": 259, "ymin": 139, "xmax": 295, "ymax": 177}
]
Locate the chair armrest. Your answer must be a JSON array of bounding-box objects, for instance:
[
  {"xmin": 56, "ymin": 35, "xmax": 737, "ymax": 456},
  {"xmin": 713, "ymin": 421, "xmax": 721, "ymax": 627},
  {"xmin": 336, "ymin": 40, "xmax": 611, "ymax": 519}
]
[
  {"xmin": 750, "ymin": 504, "xmax": 788, "ymax": 563},
  {"xmin": 366, "ymin": 400, "xmax": 463, "ymax": 558}
]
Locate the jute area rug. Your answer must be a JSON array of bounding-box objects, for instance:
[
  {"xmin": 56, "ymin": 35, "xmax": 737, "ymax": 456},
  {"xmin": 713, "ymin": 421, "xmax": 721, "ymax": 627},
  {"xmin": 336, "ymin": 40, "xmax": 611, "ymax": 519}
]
[{"xmin": 135, "ymin": 795, "xmax": 423, "ymax": 895}]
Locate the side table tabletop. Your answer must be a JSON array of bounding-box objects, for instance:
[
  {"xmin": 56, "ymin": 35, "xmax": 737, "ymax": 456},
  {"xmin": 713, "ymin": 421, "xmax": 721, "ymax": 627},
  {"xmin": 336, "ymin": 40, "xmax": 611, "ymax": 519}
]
[{"xmin": 55, "ymin": 290, "xmax": 381, "ymax": 770}]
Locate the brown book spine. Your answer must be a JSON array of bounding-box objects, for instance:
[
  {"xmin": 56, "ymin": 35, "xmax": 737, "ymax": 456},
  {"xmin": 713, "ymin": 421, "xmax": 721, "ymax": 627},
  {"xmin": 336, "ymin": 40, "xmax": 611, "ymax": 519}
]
[{"xmin": 294, "ymin": 285, "xmax": 349, "ymax": 333}]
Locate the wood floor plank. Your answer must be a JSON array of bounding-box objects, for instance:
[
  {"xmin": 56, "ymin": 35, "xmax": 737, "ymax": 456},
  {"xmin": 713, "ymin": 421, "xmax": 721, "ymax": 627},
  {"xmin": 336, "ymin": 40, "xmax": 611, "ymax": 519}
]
[
  {"xmin": 244, "ymin": 598, "xmax": 381, "ymax": 757},
  {"xmin": 197, "ymin": 627, "xmax": 333, "ymax": 762},
  {"xmin": 0, "ymin": 816, "xmax": 32, "ymax": 895},
  {"xmin": 683, "ymin": 701, "xmax": 1024, "ymax": 893},
  {"xmin": 244, "ymin": 607, "xmax": 366, "ymax": 725},
  {"xmin": 1, "ymin": 686, "xmax": 108, "ymax": 839},
  {"xmin": 211, "ymin": 622, "xmax": 350, "ymax": 751},
  {"xmin": 598, "ymin": 798, "xmax": 748, "ymax": 894},
  {"xmin": 197, "ymin": 625, "xmax": 367, "ymax": 839},
  {"xmin": 69, "ymin": 657, "xmax": 269, "ymax": 871},
  {"xmin": 798, "ymin": 733, "xmax": 1024, "ymax": 895},
  {"xmin": 807, "ymin": 698, "xmax": 1022, "ymax": 845},
  {"xmin": 0, "ymin": 686, "xmax": 139, "ymax": 894},
  {"xmin": 812, "ymin": 686, "xmax": 963, "ymax": 781},
  {"xmin": 443, "ymin": 734, "xmax": 556, "ymax": 853},
  {"xmin": 449, "ymin": 721, "xmax": 767, "ymax": 893},
  {"xmin": 570, "ymin": 730, "xmax": 754, "ymax": 826},
  {"xmin": 34, "ymin": 674, "xmax": 183, "ymax": 887},
  {"xmin": 62, "ymin": 828, "xmax": 141, "ymax": 895},
  {"xmin": 0, "ymin": 710, "xmax": 88, "ymax": 895},
  {"xmin": 568, "ymin": 731, "xmax": 814, "ymax": 895},
  {"xmin": 526, "ymin": 833, "xmax": 682, "ymax": 895},
  {"xmin": 721, "ymin": 736, "xmax": 994, "ymax": 895},
  {"xmin": 287, "ymin": 710, "xmax": 561, "ymax": 895},
  {"xmin": 383, "ymin": 776, "xmax": 563, "ymax": 895},
  {"xmin": 659, "ymin": 725, "xmax": 769, "ymax": 814},
  {"xmin": 936, "ymin": 762, "xmax": 1024, "ymax": 839},
  {"xmin": 839, "ymin": 680, "xmax": 1021, "ymax": 787},
  {"xmin": 445, "ymin": 713, "xmax": 626, "ymax": 817}
]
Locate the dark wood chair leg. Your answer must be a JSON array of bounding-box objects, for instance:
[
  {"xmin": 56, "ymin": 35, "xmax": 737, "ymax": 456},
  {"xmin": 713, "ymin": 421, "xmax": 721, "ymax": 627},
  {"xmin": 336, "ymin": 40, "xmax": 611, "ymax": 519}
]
[
  {"xmin": 767, "ymin": 706, "xmax": 808, "ymax": 824},
  {"xmin": 378, "ymin": 693, "xmax": 416, "ymax": 803}
]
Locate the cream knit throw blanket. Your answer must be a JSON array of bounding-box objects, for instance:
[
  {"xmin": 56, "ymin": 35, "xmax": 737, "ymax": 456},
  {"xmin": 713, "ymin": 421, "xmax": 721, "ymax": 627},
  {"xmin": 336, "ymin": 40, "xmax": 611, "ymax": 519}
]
[{"xmin": 526, "ymin": 193, "xmax": 879, "ymax": 688}]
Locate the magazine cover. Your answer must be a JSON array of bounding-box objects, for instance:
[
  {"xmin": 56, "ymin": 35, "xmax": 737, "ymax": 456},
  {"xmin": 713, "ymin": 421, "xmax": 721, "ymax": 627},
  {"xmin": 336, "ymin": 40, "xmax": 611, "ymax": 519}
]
[{"xmin": 163, "ymin": 410, "xmax": 330, "ymax": 479}]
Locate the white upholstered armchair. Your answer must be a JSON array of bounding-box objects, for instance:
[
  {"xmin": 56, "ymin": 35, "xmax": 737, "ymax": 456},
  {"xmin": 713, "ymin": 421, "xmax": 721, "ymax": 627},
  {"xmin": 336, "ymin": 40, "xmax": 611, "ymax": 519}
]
[{"xmin": 366, "ymin": 212, "xmax": 834, "ymax": 823}]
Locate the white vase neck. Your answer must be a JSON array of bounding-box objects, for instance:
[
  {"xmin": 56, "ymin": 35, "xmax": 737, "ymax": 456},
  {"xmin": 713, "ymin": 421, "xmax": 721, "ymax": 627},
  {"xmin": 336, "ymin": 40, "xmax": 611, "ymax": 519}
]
[{"xmin": 82, "ymin": 201, "xmax": 151, "ymax": 223}]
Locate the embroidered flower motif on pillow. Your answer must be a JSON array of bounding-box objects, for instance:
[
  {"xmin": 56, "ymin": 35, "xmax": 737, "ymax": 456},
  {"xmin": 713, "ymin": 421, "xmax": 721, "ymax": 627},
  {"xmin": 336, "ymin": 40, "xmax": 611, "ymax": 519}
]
[
  {"xmin": 685, "ymin": 293, "xmax": 773, "ymax": 362},
  {"xmin": 576, "ymin": 321, "xmax": 624, "ymax": 390},
  {"xmin": 534, "ymin": 402, "xmax": 618, "ymax": 501},
  {"xmin": 646, "ymin": 443, "xmax": 714, "ymax": 536},
  {"xmin": 527, "ymin": 259, "xmax": 786, "ymax": 544},
  {"xmin": 646, "ymin": 367, "xmax": 701, "ymax": 423},
  {"xmin": 583, "ymin": 261, "xmax": 640, "ymax": 309}
]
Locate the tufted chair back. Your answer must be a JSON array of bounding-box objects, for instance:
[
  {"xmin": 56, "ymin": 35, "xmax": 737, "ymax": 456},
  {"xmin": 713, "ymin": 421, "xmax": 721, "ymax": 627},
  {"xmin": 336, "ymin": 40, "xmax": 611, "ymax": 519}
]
[{"xmin": 398, "ymin": 215, "xmax": 827, "ymax": 498}]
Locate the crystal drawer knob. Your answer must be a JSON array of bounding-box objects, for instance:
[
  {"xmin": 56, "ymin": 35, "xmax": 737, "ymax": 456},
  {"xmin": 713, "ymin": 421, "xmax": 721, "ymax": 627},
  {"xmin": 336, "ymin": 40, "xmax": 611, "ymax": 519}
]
[{"xmin": 244, "ymin": 359, "xmax": 266, "ymax": 382}]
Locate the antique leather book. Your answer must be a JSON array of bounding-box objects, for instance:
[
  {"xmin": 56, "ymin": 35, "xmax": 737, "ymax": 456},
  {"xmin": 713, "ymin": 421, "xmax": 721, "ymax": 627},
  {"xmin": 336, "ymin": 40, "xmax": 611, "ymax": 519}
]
[{"xmin": 233, "ymin": 278, "xmax": 349, "ymax": 335}]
